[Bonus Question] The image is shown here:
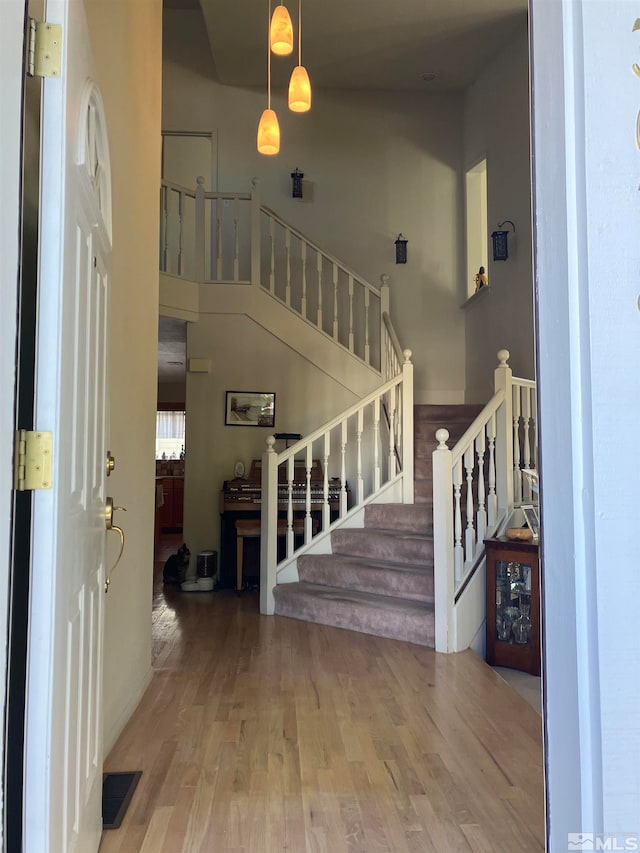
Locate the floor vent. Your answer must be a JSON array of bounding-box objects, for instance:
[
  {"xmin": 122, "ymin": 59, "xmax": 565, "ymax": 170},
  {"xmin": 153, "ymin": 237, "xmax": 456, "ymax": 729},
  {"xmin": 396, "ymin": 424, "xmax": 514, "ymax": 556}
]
[{"xmin": 102, "ymin": 771, "xmax": 142, "ymax": 829}]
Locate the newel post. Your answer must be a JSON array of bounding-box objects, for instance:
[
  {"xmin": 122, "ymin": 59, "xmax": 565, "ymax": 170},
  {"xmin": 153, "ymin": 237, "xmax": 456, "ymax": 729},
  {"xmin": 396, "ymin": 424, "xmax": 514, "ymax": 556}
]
[
  {"xmin": 432, "ymin": 429, "xmax": 455, "ymax": 652},
  {"xmin": 260, "ymin": 435, "xmax": 278, "ymax": 615},
  {"xmin": 251, "ymin": 177, "xmax": 261, "ymax": 289},
  {"xmin": 195, "ymin": 176, "xmax": 206, "ymax": 283},
  {"xmin": 494, "ymin": 349, "xmax": 514, "ymax": 516},
  {"xmin": 401, "ymin": 349, "xmax": 414, "ymax": 503}
]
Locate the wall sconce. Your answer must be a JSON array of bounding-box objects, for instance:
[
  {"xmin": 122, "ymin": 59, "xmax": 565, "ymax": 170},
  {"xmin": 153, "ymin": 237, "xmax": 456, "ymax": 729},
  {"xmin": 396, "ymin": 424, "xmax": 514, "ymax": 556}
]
[
  {"xmin": 291, "ymin": 168, "xmax": 304, "ymax": 198},
  {"xmin": 395, "ymin": 233, "xmax": 408, "ymax": 264},
  {"xmin": 491, "ymin": 220, "xmax": 516, "ymax": 261}
]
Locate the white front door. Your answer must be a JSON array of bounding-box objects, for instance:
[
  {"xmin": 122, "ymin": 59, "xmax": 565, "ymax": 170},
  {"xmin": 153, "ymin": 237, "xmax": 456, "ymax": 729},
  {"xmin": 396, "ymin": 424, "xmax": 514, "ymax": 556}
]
[{"xmin": 24, "ymin": 0, "xmax": 112, "ymax": 850}]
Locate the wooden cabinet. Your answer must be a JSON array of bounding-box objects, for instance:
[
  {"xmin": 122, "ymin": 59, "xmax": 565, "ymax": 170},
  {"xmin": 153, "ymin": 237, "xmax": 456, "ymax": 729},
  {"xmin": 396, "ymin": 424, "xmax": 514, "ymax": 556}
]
[
  {"xmin": 485, "ymin": 537, "xmax": 541, "ymax": 676},
  {"xmin": 158, "ymin": 477, "xmax": 184, "ymax": 532}
]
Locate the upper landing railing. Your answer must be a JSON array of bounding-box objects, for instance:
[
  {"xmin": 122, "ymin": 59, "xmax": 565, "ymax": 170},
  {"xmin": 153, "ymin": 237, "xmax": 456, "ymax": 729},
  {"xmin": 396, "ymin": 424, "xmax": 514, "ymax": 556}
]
[{"xmin": 160, "ymin": 177, "xmax": 387, "ymax": 373}]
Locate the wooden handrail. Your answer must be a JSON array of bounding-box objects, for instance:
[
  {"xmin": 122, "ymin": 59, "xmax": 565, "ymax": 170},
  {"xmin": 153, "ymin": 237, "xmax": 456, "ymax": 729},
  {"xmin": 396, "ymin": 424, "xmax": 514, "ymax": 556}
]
[
  {"xmin": 382, "ymin": 312, "xmax": 403, "ymax": 362},
  {"xmin": 160, "ymin": 179, "xmax": 196, "ymax": 198},
  {"xmin": 450, "ymin": 388, "xmax": 505, "ymax": 466}
]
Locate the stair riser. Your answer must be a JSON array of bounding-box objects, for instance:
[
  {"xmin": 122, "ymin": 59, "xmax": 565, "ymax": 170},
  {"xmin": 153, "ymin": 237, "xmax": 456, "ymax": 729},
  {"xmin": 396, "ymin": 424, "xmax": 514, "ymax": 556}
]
[
  {"xmin": 274, "ymin": 588, "xmax": 435, "ymax": 647},
  {"xmin": 364, "ymin": 504, "xmax": 432, "ymax": 534},
  {"xmin": 331, "ymin": 530, "xmax": 433, "ymax": 566},
  {"xmin": 298, "ymin": 556, "xmax": 434, "ymax": 603}
]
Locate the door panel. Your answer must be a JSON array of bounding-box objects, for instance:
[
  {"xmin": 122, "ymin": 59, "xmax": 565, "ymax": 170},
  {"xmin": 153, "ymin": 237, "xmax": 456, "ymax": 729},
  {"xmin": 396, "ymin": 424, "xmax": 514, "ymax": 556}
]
[{"xmin": 24, "ymin": 0, "xmax": 112, "ymax": 849}]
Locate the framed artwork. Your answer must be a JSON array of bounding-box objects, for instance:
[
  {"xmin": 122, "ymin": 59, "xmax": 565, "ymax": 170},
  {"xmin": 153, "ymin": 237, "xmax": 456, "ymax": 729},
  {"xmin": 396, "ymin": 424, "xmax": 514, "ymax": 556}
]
[
  {"xmin": 225, "ymin": 391, "xmax": 276, "ymax": 427},
  {"xmin": 521, "ymin": 504, "xmax": 540, "ymax": 540}
]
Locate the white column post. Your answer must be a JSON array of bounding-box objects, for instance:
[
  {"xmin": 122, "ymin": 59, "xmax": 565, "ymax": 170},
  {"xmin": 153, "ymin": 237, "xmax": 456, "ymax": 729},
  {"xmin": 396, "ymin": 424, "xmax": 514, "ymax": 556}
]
[
  {"xmin": 380, "ymin": 273, "xmax": 390, "ymax": 359},
  {"xmin": 494, "ymin": 349, "xmax": 513, "ymax": 518},
  {"xmin": 260, "ymin": 435, "xmax": 278, "ymax": 615},
  {"xmin": 250, "ymin": 176, "xmax": 261, "ymax": 289},
  {"xmin": 401, "ymin": 349, "xmax": 414, "ymax": 504},
  {"xmin": 432, "ymin": 429, "xmax": 455, "ymax": 653},
  {"xmin": 195, "ymin": 175, "xmax": 205, "ymax": 283}
]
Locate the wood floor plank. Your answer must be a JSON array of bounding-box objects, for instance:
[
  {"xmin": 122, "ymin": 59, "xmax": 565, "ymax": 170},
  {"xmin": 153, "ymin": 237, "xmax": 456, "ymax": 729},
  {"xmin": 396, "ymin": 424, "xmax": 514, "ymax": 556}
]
[{"xmin": 100, "ymin": 536, "xmax": 544, "ymax": 852}]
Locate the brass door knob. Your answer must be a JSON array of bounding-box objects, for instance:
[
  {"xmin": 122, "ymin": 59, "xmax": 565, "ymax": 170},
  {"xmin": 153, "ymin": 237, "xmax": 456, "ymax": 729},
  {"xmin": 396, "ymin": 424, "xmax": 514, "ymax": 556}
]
[{"xmin": 106, "ymin": 450, "xmax": 116, "ymax": 477}]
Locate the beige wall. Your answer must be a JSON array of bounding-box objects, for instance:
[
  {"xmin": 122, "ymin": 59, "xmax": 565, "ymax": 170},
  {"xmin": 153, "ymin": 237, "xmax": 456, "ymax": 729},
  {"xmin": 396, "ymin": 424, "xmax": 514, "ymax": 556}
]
[
  {"xmin": 463, "ymin": 24, "xmax": 535, "ymax": 400},
  {"xmin": 84, "ymin": 0, "xmax": 163, "ymax": 752},
  {"xmin": 162, "ymin": 8, "xmax": 467, "ymax": 405},
  {"xmin": 184, "ymin": 314, "xmax": 358, "ymax": 560}
]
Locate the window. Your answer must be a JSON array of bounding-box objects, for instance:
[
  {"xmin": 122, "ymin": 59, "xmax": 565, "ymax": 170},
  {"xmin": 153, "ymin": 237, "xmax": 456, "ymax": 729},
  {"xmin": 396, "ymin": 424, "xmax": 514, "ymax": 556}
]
[
  {"xmin": 156, "ymin": 410, "xmax": 185, "ymax": 460},
  {"xmin": 465, "ymin": 158, "xmax": 488, "ymax": 299}
]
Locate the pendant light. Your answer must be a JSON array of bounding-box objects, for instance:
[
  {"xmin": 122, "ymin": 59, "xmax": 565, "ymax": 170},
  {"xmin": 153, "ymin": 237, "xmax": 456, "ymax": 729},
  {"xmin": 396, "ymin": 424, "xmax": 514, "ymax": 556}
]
[
  {"xmin": 288, "ymin": 0, "xmax": 311, "ymax": 112},
  {"xmin": 270, "ymin": 4, "xmax": 293, "ymax": 56},
  {"xmin": 257, "ymin": 0, "xmax": 280, "ymax": 155}
]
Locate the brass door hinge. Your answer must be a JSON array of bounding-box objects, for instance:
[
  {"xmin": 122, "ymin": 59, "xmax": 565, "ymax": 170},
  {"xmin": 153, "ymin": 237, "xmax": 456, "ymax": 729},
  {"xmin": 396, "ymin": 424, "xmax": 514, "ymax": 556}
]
[
  {"xmin": 14, "ymin": 430, "xmax": 53, "ymax": 491},
  {"xmin": 27, "ymin": 19, "xmax": 62, "ymax": 78}
]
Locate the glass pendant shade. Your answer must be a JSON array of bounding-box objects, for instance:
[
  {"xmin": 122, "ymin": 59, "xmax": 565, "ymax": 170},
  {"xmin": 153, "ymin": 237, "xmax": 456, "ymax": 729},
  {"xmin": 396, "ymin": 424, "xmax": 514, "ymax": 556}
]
[
  {"xmin": 288, "ymin": 65, "xmax": 311, "ymax": 112},
  {"xmin": 257, "ymin": 108, "xmax": 280, "ymax": 155},
  {"xmin": 270, "ymin": 5, "xmax": 294, "ymax": 55}
]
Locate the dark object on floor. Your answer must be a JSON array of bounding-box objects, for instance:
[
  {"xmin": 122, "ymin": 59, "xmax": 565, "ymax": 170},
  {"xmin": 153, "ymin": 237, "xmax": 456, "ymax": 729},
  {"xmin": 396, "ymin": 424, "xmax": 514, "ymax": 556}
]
[
  {"xmin": 102, "ymin": 771, "xmax": 142, "ymax": 829},
  {"xmin": 163, "ymin": 542, "xmax": 190, "ymax": 584}
]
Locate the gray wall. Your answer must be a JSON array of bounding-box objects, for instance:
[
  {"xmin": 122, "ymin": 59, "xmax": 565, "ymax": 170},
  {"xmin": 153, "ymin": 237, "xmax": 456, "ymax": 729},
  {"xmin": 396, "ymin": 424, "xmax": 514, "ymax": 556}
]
[{"xmin": 463, "ymin": 24, "xmax": 535, "ymax": 401}]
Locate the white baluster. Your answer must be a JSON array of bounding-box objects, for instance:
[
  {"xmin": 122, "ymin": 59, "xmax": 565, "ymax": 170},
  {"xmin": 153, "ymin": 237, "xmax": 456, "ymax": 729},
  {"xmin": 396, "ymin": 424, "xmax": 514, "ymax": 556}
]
[
  {"xmin": 512, "ymin": 385, "xmax": 522, "ymax": 503},
  {"xmin": 160, "ymin": 185, "xmax": 168, "ymax": 273},
  {"xmin": 233, "ymin": 196, "xmax": 240, "ymax": 282},
  {"xmin": 364, "ymin": 288, "xmax": 370, "ymax": 365},
  {"xmin": 305, "ymin": 444, "xmax": 313, "ymax": 544},
  {"xmin": 316, "ymin": 252, "xmax": 323, "ymax": 330},
  {"xmin": 322, "ymin": 432, "xmax": 330, "ymax": 532},
  {"xmin": 373, "ymin": 397, "xmax": 381, "ymax": 491},
  {"xmin": 453, "ymin": 461, "xmax": 463, "ymax": 583},
  {"xmin": 532, "ymin": 388, "xmax": 538, "ymax": 471},
  {"xmin": 177, "ymin": 190, "xmax": 184, "ymax": 276},
  {"xmin": 521, "ymin": 386, "xmax": 532, "ymax": 501},
  {"xmin": 340, "ymin": 420, "xmax": 347, "ymax": 517},
  {"xmin": 250, "ymin": 177, "xmax": 261, "ymax": 288},
  {"xmin": 216, "ymin": 202, "xmax": 222, "ymax": 281},
  {"xmin": 487, "ymin": 413, "xmax": 497, "ymax": 526},
  {"xmin": 332, "ymin": 262, "xmax": 339, "ymax": 340},
  {"xmin": 475, "ymin": 430, "xmax": 487, "ymax": 547},
  {"xmin": 285, "ymin": 227, "xmax": 291, "ymax": 306},
  {"xmin": 301, "ymin": 242, "xmax": 307, "ymax": 319},
  {"xmin": 401, "ymin": 350, "xmax": 414, "ymax": 504},
  {"xmin": 348, "ymin": 275, "xmax": 354, "ymax": 353},
  {"xmin": 388, "ymin": 387, "xmax": 397, "ymax": 478},
  {"xmin": 356, "ymin": 409, "xmax": 364, "ymax": 504},
  {"xmin": 269, "ymin": 217, "xmax": 275, "ymax": 293},
  {"xmin": 195, "ymin": 176, "xmax": 205, "ymax": 282},
  {"xmin": 464, "ymin": 446, "xmax": 475, "ymax": 565},
  {"xmin": 286, "ymin": 456, "xmax": 294, "ymax": 558}
]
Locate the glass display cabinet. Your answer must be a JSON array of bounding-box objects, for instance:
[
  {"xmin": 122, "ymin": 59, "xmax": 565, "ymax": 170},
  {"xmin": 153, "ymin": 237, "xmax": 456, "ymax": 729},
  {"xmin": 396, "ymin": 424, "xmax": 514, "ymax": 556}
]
[{"xmin": 485, "ymin": 537, "xmax": 541, "ymax": 676}]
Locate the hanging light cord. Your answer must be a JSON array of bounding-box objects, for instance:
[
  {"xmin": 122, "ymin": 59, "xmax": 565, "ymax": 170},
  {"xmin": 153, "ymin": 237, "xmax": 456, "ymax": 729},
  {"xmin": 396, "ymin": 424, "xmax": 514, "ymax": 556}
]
[
  {"xmin": 267, "ymin": 0, "xmax": 272, "ymax": 109},
  {"xmin": 298, "ymin": 0, "xmax": 302, "ymax": 66}
]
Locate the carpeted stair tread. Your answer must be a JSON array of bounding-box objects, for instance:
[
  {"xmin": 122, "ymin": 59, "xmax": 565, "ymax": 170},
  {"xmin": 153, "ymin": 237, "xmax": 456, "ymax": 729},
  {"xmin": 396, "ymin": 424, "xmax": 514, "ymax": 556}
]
[
  {"xmin": 298, "ymin": 553, "xmax": 434, "ymax": 602},
  {"xmin": 274, "ymin": 582, "xmax": 435, "ymax": 646},
  {"xmin": 331, "ymin": 527, "xmax": 433, "ymax": 566}
]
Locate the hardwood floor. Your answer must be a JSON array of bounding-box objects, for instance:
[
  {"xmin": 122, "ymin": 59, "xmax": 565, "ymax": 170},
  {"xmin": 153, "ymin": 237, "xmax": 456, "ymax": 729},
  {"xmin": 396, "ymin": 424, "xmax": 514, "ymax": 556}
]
[{"xmin": 99, "ymin": 537, "xmax": 544, "ymax": 852}]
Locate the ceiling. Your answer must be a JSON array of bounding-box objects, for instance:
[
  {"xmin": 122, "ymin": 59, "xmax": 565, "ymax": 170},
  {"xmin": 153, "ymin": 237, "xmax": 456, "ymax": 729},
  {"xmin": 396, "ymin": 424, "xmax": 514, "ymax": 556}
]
[
  {"xmin": 193, "ymin": 0, "xmax": 527, "ymax": 94},
  {"xmin": 158, "ymin": 0, "xmax": 527, "ymax": 383}
]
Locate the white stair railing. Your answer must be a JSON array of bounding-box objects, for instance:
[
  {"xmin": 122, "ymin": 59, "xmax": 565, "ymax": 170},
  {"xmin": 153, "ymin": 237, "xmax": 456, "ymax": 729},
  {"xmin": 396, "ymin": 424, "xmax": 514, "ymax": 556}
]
[
  {"xmin": 159, "ymin": 178, "xmax": 386, "ymax": 374},
  {"xmin": 432, "ymin": 350, "xmax": 537, "ymax": 653},
  {"xmin": 258, "ymin": 206, "xmax": 384, "ymax": 370},
  {"xmin": 259, "ymin": 348, "xmax": 413, "ymax": 615}
]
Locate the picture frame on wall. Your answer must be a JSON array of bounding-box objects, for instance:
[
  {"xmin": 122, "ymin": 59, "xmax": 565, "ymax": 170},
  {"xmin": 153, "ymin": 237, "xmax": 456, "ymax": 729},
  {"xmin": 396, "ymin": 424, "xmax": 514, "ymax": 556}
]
[{"xmin": 225, "ymin": 391, "xmax": 276, "ymax": 427}]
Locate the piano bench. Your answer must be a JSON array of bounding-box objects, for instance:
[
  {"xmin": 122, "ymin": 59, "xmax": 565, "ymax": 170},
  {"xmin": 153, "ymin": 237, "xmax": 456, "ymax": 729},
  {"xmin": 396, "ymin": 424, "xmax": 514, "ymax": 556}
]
[{"xmin": 235, "ymin": 518, "xmax": 315, "ymax": 593}]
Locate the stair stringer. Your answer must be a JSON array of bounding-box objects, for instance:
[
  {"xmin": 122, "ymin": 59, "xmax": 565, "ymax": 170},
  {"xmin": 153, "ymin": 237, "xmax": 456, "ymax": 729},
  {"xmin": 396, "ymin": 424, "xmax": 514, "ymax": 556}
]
[{"xmin": 203, "ymin": 285, "xmax": 383, "ymax": 397}]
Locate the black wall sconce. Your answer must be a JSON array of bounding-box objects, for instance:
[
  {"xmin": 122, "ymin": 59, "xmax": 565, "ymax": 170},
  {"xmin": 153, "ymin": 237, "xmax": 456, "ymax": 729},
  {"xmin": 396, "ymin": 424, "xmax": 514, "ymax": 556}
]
[
  {"xmin": 395, "ymin": 233, "xmax": 408, "ymax": 264},
  {"xmin": 491, "ymin": 220, "xmax": 516, "ymax": 261},
  {"xmin": 291, "ymin": 168, "xmax": 304, "ymax": 199}
]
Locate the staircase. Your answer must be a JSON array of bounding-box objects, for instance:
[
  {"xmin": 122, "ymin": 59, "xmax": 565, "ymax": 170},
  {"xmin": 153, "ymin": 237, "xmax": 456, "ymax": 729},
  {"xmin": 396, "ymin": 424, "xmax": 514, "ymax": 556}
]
[{"xmin": 273, "ymin": 404, "xmax": 483, "ymax": 646}]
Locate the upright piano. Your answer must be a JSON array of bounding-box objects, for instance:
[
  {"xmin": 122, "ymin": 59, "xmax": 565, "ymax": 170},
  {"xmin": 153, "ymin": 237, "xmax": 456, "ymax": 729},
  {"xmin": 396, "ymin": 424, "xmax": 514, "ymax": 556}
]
[{"xmin": 219, "ymin": 458, "xmax": 346, "ymax": 588}]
